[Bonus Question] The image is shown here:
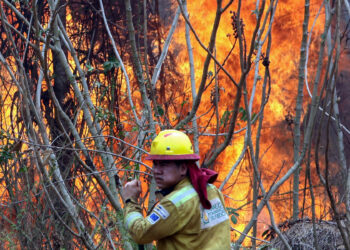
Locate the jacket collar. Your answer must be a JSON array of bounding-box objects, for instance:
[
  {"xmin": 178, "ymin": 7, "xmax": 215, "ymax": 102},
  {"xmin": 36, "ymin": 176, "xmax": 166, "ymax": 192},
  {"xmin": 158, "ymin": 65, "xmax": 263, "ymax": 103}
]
[
  {"xmin": 173, "ymin": 177, "xmax": 191, "ymax": 191},
  {"xmin": 156, "ymin": 177, "xmax": 191, "ymax": 197}
]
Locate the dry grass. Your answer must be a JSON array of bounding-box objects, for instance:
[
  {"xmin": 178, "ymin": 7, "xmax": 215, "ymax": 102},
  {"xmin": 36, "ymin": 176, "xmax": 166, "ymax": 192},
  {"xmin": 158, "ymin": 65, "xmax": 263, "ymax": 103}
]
[{"xmin": 269, "ymin": 219, "xmax": 345, "ymax": 250}]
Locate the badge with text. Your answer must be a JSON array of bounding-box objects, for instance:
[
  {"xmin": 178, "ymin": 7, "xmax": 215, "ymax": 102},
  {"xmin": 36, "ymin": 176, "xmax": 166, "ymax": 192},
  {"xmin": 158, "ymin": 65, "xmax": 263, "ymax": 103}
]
[
  {"xmin": 200, "ymin": 197, "xmax": 229, "ymax": 229},
  {"xmin": 154, "ymin": 204, "xmax": 170, "ymax": 219}
]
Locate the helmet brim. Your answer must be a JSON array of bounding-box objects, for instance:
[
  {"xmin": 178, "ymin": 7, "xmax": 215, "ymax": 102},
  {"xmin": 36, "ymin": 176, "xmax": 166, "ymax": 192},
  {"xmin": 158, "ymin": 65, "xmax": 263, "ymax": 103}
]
[{"xmin": 145, "ymin": 154, "xmax": 200, "ymax": 161}]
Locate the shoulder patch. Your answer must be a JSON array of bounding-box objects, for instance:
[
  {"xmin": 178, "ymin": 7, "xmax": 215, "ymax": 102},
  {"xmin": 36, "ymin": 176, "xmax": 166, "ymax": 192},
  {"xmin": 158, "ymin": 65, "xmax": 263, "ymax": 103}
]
[
  {"xmin": 154, "ymin": 204, "xmax": 170, "ymax": 219},
  {"xmin": 200, "ymin": 197, "xmax": 229, "ymax": 229},
  {"xmin": 147, "ymin": 212, "xmax": 160, "ymax": 225}
]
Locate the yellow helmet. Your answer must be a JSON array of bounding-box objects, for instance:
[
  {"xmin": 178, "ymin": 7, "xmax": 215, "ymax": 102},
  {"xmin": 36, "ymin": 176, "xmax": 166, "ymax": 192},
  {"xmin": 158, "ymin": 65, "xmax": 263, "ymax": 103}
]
[{"xmin": 145, "ymin": 130, "xmax": 200, "ymax": 161}]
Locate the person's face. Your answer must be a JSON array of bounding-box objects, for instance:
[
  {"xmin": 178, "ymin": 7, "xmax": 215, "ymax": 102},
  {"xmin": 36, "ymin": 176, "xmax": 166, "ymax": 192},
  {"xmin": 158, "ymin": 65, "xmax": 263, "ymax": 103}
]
[{"xmin": 152, "ymin": 160, "xmax": 187, "ymax": 189}]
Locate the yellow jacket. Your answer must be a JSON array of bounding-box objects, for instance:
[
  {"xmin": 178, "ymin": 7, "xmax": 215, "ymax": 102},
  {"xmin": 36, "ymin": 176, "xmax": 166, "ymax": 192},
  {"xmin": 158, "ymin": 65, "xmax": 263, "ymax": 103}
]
[{"xmin": 124, "ymin": 178, "xmax": 231, "ymax": 250}]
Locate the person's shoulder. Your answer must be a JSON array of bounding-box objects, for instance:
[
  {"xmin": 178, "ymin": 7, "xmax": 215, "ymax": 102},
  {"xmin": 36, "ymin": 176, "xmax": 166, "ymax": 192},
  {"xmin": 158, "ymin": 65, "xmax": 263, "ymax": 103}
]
[
  {"xmin": 165, "ymin": 182, "xmax": 198, "ymax": 208},
  {"xmin": 206, "ymin": 183, "xmax": 225, "ymax": 199},
  {"xmin": 206, "ymin": 183, "xmax": 220, "ymax": 193}
]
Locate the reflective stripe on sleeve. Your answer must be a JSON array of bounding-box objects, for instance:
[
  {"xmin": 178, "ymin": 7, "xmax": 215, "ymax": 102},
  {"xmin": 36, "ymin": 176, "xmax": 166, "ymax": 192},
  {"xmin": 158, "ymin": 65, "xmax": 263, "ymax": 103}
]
[
  {"xmin": 168, "ymin": 185, "xmax": 197, "ymax": 207},
  {"xmin": 125, "ymin": 211, "xmax": 143, "ymax": 229}
]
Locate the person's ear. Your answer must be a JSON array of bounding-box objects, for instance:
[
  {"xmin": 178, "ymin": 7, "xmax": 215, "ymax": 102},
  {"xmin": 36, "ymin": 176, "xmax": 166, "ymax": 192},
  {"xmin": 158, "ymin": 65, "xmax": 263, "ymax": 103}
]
[{"xmin": 179, "ymin": 163, "xmax": 188, "ymax": 176}]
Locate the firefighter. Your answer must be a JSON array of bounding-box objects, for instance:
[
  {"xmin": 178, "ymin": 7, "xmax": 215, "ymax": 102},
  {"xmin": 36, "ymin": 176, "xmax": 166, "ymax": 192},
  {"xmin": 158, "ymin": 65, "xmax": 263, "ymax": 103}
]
[{"xmin": 123, "ymin": 130, "xmax": 231, "ymax": 249}]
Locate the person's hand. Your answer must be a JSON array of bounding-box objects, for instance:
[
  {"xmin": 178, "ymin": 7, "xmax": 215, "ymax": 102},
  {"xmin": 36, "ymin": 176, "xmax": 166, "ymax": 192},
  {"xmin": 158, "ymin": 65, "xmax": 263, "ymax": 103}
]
[{"xmin": 123, "ymin": 179, "xmax": 141, "ymax": 200}]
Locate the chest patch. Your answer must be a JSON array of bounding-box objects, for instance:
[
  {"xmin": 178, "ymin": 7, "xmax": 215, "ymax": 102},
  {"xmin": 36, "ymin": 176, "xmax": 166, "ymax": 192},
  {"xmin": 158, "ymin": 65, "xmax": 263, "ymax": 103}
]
[
  {"xmin": 154, "ymin": 204, "xmax": 170, "ymax": 219},
  {"xmin": 200, "ymin": 197, "xmax": 229, "ymax": 229},
  {"xmin": 147, "ymin": 212, "xmax": 160, "ymax": 225}
]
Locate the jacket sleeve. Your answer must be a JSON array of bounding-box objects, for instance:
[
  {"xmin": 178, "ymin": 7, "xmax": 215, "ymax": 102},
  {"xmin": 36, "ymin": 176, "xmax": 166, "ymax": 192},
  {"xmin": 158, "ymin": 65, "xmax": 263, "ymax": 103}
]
[{"xmin": 124, "ymin": 198, "xmax": 183, "ymax": 244}]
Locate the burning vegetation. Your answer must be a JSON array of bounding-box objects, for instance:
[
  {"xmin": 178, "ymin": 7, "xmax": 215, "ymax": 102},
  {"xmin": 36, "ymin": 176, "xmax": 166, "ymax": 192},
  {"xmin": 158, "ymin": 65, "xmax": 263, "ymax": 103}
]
[{"xmin": 0, "ymin": 0, "xmax": 350, "ymax": 249}]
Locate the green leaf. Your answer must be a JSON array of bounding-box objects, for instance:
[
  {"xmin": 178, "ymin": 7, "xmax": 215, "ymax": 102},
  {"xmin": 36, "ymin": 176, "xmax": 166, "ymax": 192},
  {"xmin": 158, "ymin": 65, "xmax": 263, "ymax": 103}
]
[
  {"xmin": 103, "ymin": 57, "xmax": 120, "ymax": 73},
  {"xmin": 239, "ymin": 107, "xmax": 257, "ymax": 122},
  {"xmin": 19, "ymin": 166, "xmax": 28, "ymax": 173},
  {"xmin": 220, "ymin": 110, "xmax": 231, "ymax": 125},
  {"xmin": 156, "ymin": 105, "xmax": 164, "ymax": 116},
  {"xmin": 251, "ymin": 9, "xmax": 259, "ymax": 16},
  {"xmin": 118, "ymin": 131, "xmax": 125, "ymax": 138},
  {"xmin": 0, "ymin": 129, "xmax": 5, "ymax": 139},
  {"xmin": 0, "ymin": 145, "xmax": 14, "ymax": 164},
  {"xmin": 103, "ymin": 61, "xmax": 113, "ymax": 72},
  {"xmin": 226, "ymin": 207, "xmax": 239, "ymax": 224},
  {"xmin": 231, "ymin": 215, "xmax": 238, "ymax": 224},
  {"xmin": 86, "ymin": 63, "xmax": 94, "ymax": 72},
  {"xmin": 239, "ymin": 107, "xmax": 247, "ymax": 121},
  {"xmin": 124, "ymin": 164, "xmax": 131, "ymax": 170},
  {"xmin": 251, "ymin": 113, "xmax": 257, "ymax": 121}
]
